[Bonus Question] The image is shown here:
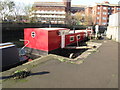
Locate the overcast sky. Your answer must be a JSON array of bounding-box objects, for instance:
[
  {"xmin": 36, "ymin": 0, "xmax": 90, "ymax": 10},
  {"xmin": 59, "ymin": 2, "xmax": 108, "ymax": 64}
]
[{"xmin": 12, "ymin": 0, "xmax": 119, "ymax": 6}]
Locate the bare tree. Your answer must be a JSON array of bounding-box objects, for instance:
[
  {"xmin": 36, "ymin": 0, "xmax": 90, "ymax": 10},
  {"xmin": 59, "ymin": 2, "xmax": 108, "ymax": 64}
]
[
  {"xmin": 66, "ymin": 13, "xmax": 72, "ymax": 25},
  {"xmin": 12, "ymin": 2, "xmax": 35, "ymax": 22},
  {"xmin": 13, "ymin": 2, "xmax": 24, "ymax": 21},
  {"xmin": 74, "ymin": 11, "xmax": 85, "ymax": 25},
  {"xmin": 65, "ymin": 12, "xmax": 77, "ymax": 27},
  {"xmin": 23, "ymin": 5, "xmax": 33, "ymax": 21},
  {"xmin": 74, "ymin": 11, "xmax": 93, "ymax": 26},
  {"xmin": 84, "ymin": 14, "xmax": 93, "ymax": 26},
  {"xmin": 0, "ymin": 0, "xmax": 15, "ymax": 21}
]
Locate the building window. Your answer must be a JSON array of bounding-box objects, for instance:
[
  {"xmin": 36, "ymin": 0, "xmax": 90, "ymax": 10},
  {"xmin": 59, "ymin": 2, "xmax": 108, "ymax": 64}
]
[
  {"xmin": 103, "ymin": 7, "xmax": 107, "ymax": 10},
  {"xmin": 103, "ymin": 12, "xmax": 107, "ymax": 15},
  {"xmin": 108, "ymin": 12, "xmax": 111, "ymax": 15},
  {"xmin": 108, "ymin": 7, "xmax": 111, "ymax": 10},
  {"xmin": 77, "ymin": 35, "xmax": 80, "ymax": 40},
  {"xmin": 102, "ymin": 22, "xmax": 106, "ymax": 25},
  {"xmin": 117, "ymin": 8, "xmax": 120, "ymax": 10},
  {"xmin": 96, "ymin": 22, "xmax": 99, "ymax": 24},
  {"xmin": 112, "ymin": 7, "xmax": 114, "ymax": 10},
  {"xmin": 97, "ymin": 12, "xmax": 100, "ymax": 14},
  {"xmin": 97, "ymin": 7, "xmax": 100, "ymax": 9},
  {"xmin": 97, "ymin": 17, "xmax": 99, "ymax": 19},
  {"xmin": 70, "ymin": 36, "xmax": 74, "ymax": 42},
  {"xmin": 102, "ymin": 17, "xmax": 107, "ymax": 20}
]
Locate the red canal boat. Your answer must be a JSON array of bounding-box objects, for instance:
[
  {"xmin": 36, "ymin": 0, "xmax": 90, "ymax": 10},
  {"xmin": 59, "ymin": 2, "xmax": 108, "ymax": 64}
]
[{"xmin": 24, "ymin": 28, "xmax": 93, "ymax": 55}]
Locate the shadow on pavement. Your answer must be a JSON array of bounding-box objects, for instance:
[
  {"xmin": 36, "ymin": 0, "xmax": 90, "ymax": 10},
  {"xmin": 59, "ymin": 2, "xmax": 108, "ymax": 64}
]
[
  {"xmin": 0, "ymin": 71, "xmax": 50, "ymax": 80},
  {"xmin": 30, "ymin": 71, "xmax": 50, "ymax": 76}
]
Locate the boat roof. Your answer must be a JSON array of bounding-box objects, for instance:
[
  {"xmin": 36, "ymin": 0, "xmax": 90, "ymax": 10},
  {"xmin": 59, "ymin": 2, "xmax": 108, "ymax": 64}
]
[
  {"xmin": 69, "ymin": 30, "xmax": 91, "ymax": 34},
  {"xmin": 24, "ymin": 28, "xmax": 70, "ymax": 31},
  {"xmin": 0, "ymin": 42, "xmax": 15, "ymax": 49},
  {"xmin": 40, "ymin": 28, "xmax": 69, "ymax": 31}
]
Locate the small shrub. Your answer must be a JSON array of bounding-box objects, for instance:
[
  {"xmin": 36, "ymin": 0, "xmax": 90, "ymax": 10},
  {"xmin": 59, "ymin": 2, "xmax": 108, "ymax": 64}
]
[{"xmin": 12, "ymin": 69, "xmax": 31, "ymax": 79}]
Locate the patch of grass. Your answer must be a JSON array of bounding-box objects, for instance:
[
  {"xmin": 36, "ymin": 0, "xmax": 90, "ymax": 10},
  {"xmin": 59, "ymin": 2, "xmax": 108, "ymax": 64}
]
[
  {"xmin": 2, "ymin": 78, "xmax": 9, "ymax": 82},
  {"xmin": 76, "ymin": 60, "xmax": 84, "ymax": 64},
  {"xmin": 0, "ymin": 80, "xmax": 2, "ymax": 83},
  {"xmin": 92, "ymin": 50, "xmax": 99, "ymax": 53},
  {"xmin": 57, "ymin": 56, "xmax": 85, "ymax": 64},
  {"xmin": 12, "ymin": 69, "xmax": 31, "ymax": 80},
  {"xmin": 58, "ymin": 58, "xmax": 67, "ymax": 62},
  {"xmin": 69, "ymin": 61, "xmax": 76, "ymax": 64}
]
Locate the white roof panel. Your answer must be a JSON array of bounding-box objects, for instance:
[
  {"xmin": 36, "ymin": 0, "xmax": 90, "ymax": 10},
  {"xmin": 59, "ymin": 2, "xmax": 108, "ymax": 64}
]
[
  {"xmin": 0, "ymin": 42, "xmax": 15, "ymax": 49},
  {"xmin": 40, "ymin": 28, "xmax": 69, "ymax": 31}
]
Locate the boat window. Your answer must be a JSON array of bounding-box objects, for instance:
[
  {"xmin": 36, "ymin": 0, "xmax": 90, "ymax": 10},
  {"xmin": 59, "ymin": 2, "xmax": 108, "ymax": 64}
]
[
  {"xmin": 31, "ymin": 31, "xmax": 36, "ymax": 38},
  {"xmin": 70, "ymin": 36, "xmax": 74, "ymax": 42},
  {"xmin": 77, "ymin": 35, "xmax": 80, "ymax": 39}
]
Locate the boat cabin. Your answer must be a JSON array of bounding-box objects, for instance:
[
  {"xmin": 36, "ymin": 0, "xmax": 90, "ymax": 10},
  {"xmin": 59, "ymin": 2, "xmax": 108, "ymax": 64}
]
[{"xmin": 24, "ymin": 28, "xmax": 92, "ymax": 55}]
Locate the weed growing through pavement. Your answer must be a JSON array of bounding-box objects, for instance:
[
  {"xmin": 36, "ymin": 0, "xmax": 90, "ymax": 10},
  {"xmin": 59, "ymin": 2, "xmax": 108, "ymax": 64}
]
[{"xmin": 11, "ymin": 68, "xmax": 31, "ymax": 80}]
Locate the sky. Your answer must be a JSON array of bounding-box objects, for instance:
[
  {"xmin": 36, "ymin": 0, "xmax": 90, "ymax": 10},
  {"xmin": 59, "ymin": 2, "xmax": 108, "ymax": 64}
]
[{"xmin": 12, "ymin": 0, "xmax": 120, "ymax": 6}]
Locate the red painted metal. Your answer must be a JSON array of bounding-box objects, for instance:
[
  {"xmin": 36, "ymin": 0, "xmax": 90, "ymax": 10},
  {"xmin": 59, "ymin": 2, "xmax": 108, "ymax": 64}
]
[
  {"xmin": 48, "ymin": 30, "xmax": 61, "ymax": 51},
  {"xmin": 24, "ymin": 28, "xmax": 48, "ymax": 51},
  {"xmin": 65, "ymin": 32, "xmax": 86, "ymax": 46}
]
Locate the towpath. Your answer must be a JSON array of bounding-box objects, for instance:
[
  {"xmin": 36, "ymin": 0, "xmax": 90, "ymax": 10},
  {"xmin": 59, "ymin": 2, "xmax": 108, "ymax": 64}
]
[{"xmin": 2, "ymin": 39, "xmax": 118, "ymax": 88}]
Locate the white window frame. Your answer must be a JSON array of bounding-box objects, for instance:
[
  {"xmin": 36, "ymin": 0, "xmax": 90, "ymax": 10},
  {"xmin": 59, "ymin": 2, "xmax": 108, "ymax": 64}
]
[{"xmin": 70, "ymin": 36, "xmax": 74, "ymax": 42}]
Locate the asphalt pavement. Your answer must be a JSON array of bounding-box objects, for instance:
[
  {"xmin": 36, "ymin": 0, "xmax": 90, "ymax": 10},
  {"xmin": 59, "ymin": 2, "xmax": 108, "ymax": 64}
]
[{"xmin": 2, "ymin": 39, "xmax": 118, "ymax": 88}]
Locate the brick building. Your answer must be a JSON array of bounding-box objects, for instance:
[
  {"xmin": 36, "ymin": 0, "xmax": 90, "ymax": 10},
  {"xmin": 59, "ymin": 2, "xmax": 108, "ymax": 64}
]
[
  {"xmin": 85, "ymin": 1, "xmax": 120, "ymax": 26},
  {"xmin": 31, "ymin": 0, "xmax": 71, "ymax": 24}
]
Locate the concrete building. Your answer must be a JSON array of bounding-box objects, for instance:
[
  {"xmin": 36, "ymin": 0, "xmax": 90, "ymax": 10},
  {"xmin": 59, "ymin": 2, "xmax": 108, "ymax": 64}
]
[
  {"xmin": 85, "ymin": 1, "xmax": 120, "ymax": 26},
  {"xmin": 106, "ymin": 12, "xmax": 120, "ymax": 42},
  {"xmin": 31, "ymin": 0, "xmax": 71, "ymax": 24}
]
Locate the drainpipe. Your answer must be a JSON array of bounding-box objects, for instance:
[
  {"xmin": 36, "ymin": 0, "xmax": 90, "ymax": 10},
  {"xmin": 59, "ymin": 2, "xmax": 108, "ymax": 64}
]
[{"xmin": 76, "ymin": 36, "xmax": 79, "ymax": 47}]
